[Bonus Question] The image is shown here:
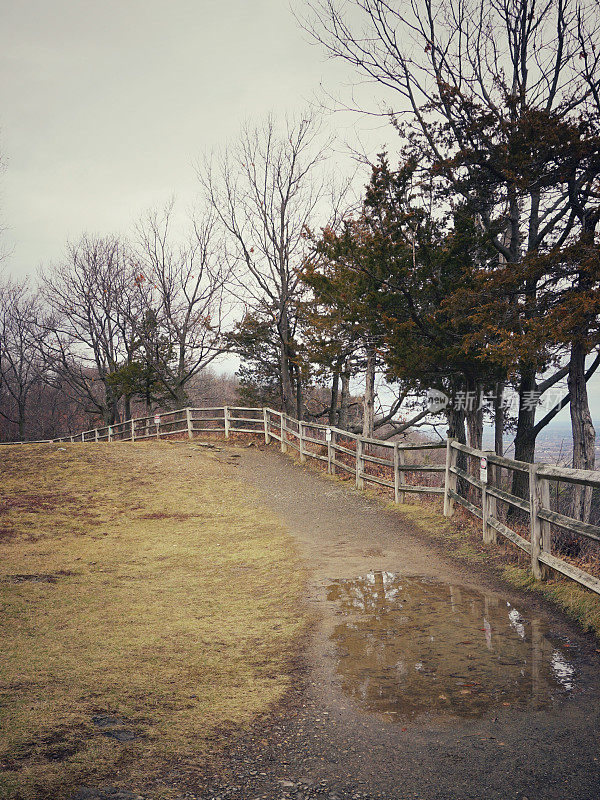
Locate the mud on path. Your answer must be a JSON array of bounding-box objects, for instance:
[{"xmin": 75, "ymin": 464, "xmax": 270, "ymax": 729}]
[{"xmin": 201, "ymin": 445, "xmax": 600, "ymax": 800}]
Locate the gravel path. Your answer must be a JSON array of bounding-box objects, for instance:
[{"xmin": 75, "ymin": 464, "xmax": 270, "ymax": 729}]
[
  {"xmin": 200, "ymin": 445, "xmax": 600, "ymax": 800},
  {"xmin": 72, "ymin": 443, "xmax": 600, "ymax": 800}
]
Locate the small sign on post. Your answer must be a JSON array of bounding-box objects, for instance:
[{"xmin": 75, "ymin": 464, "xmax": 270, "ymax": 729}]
[
  {"xmin": 480, "ymin": 456, "xmax": 488, "ymax": 484},
  {"xmin": 154, "ymin": 413, "xmax": 160, "ymax": 426},
  {"xmin": 325, "ymin": 427, "xmax": 332, "ymax": 442}
]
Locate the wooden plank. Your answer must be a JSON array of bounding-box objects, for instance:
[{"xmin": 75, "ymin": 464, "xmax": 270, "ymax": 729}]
[
  {"xmin": 486, "ymin": 452, "xmax": 531, "ymax": 473},
  {"xmin": 400, "ymin": 484, "xmax": 445, "ymax": 495},
  {"xmin": 486, "ymin": 484, "xmax": 530, "ymax": 513},
  {"xmin": 154, "ymin": 427, "xmax": 189, "ymax": 437},
  {"xmin": 305, "ymin": 451, "xmax": 328, "ymax": 463},
  {"xmin": 329, "ymin": 426, "xmax": 358, "ymax": 440},
  {"xmin": 302, "ymin": 421, "xmax": 328, "ymax": 433},
  {"xmin": 536, "ymin": 464, "xmax": 600, "ymax": 488},
  {"xmin": 450, "ymin": 464, "xmax": 484, "ymax": 490},
  {"xmin": 331, "ymin": 442, "xmax": 357, "ymax": 457},
  {"xmin": 189, "ymin": 416, "xmax": 225, "ymax": 422},
  {"xmin": 224, "ymin": 406, "xmax": 230, "ymax": 439},
  {"xmin": 394, "ymin": 442, "xmax": 403, "ymax": 503},
  {"xmin": 450, "ymin": 441, "xmax": 485, "ymax": 458},
  {"xmin": 356, "ymin": 438, "xmax": 363, "ymax": 488},
  {"xmin": 538, "ymin": 508, "xmax": 600, "ymax": 543},
  {"xmin": 538, "ymin": 551, "xmax": 600, "ymax": 596},
  {"xmin": 359, "ymin": 472, "xmax": 394, "ymax": 489},
  {"xmin": 361, "ymin": 452, "xmax": 394, "ymax": 467},
  {"xmin": 356, "ymin": 434, "xmax": 394, "ymax": 448},
  {"xmin": 398, "ymin": 441, "xmax": 446, "ymax": 450},
  {"xmin": 444, "ymin": 439, "xmax": 457, "ymax": 517},
  {"xmin": 191, "ymin": 426, "xmax": 225, "ymax": 432},
  {"xmin": 529, "ymin": 464, "xmax": 547, "ymax": 580},
  {"xmin": 302, "ymin": 434, "xmax": 326, "ymax": 446},
  {"xmin": 448, "ymin": 487, "xmax": 483, "ymax": 519},
  {"xmin": 487, "ymin": 515, "xmax": 532, "ymax": 555},
  {"xmin": 452, "ymin": 441, "xmax": 532, "ymax": 473},
  {"xmin": 402, "ymin": 464, "xmax": 446, "ymax": 473},
  {"xmin": 228, "ymin": 416, "xmax": 263, "ymax": 423},
  {"xmin": 331, "ymin": 457, "xmax": 356, "ymax": 475}
]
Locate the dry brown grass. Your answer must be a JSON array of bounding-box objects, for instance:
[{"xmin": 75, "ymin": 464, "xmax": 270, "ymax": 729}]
[{"xmin": 0, "ymin": 442, "xmax": 307, "ymax": 799}]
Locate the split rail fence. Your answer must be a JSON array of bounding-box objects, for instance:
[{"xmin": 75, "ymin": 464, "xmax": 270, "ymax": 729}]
[{"xmin": 4, "ymin": 406, "xmax": 600, "ymax": 597}]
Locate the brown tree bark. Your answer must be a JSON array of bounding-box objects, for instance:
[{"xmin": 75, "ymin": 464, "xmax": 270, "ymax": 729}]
[
  {"xmin": 329, "ymin": 370, "xmax": 340, "ymax": 426},
  {"xmin": 338, "ymin": 370, "xmax": 350, "ymax": 428},
  {"xmin": 362, "ymin": 349, "xmax": 376, "ymax": 438},
  {"xmin": 569, "ymin": 340, "xmax": 596, "ymax": 522}
]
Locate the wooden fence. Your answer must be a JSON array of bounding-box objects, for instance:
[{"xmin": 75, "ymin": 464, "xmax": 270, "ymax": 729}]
[{"xmin": 4, "ymin": 406, "xmax": 600, "ymax": 597}]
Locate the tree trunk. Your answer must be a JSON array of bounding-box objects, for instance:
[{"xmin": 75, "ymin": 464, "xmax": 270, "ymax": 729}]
[
  {"xmin": 569, "ymin": 340, "xmax": 596, "ymax": 522},
  {"xmin": 279, "ymin": 346, "xmax": 295, "ymax": 416},
  {"xmin": 494, "ymin": 381, "xmax": 504, "ymax": 457},
  {"xmin": 465, "ymin": 380, "xmax": 483, "ymax": 451},
  {"xmin": 446, "ymin": 404, "xmax": 466, "ymax": 444},
  {"xmin": 124, "ymin": 396, "xmax": 132, "ymax": 422},
  {"xmin": 173, "ymin": 383, "xmax": 188, "ymax": 409},
  {"xmin": 18, "ymin": 401, "xmax": 26, "ymax": 442},
  {"xmin": 446, "ymin": 398, "xmax": 467, "ymax": 496},
  {"xmin": 277, "ymin": 305, "xmax": 296, "ymax": 416},
  {"xmin": 338, "ymin": 370, "xmax": 350, "ymax": 429},
  {"xmin": 362, "ymin": 349, "xmax": 376, "ymax": 438},
  {"xmin": 511, "ymin": 366, "xmax": 537, "ymax": 501},
  {"xmin": 295, "ymin": 363, "xmax": 303, "ymax": 421},
  {"xmin": 329, "ymin": 370, "xmax": 340, "ymax": 426},
  {"xmin": 105, "ymin": 386, "xmax": 120, "ymax": 426}
]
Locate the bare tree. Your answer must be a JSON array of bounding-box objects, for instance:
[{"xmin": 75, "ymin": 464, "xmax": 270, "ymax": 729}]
[
  {"xmin": 42, "ymin": 235, "xmax": 138, "ymax": 425},
  {"xmin": 199, "ymin": 114, "xmax": 341, "ymax": 416},
  {"xmin": 0, "ymin": 280, "xmax": 49, "ymax": 440},
  {"xmin": 135, "ymin": 201, "xmax": 231, "ymax": 407},
  {"xmin": 302, "ymin": 0, "xmax": 600, "ymax": 495}
]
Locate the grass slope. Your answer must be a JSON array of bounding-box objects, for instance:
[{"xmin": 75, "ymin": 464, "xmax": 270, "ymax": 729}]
[{"xmin": 0, "ymin": 442, "xmax": 306, "ymax": 799}]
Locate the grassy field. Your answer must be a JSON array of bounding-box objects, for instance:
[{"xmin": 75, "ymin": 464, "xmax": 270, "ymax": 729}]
[{"xmin": 0, "ymin": 441, "xmax": 307, "ymax": 799}]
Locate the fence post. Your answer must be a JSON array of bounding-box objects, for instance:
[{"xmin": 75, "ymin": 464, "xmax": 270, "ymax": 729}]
[
  {"xmin": 224, "ymin": 406, "xmax": 230, "ymax": 439},
  {"xmin": 107, "ymin": 427, "xmax": 112, "ymax": 443},
  {"xmin": 530, "ymin": 464, "xmax": 550, "ymax": 580},
  {"xmin": 186, "ymin": 408, "xmax": 193, "ymax": 439},
  {"xmin": 280, "ymin": 414, "xmax": 287, "ymax": 453},
  {"xmin": 482, "ymin": 451, "xmax": 497, "ymax": 544},
  {"xmin": 81, "ymin": 432, "xmax": 85, "ymax": 443},
  {"xmin": 443, "ymin": 438, "xmax": 457, "ymax": 517},
  {"xmin": 95, "ymin": 429, "xmax": 99, "ymax": 442},
  {"xmin": 356, "ymin": 437, "xmax": 364, "ymax": 489},
  {"xmin": 263, "ymin": 408, "xmax": 270, "ymax": 444},
  {"xmin": 394, "ymin": 443, "xmax": 406, "ymax": 504},
  {"xmin": 70, "ymin": 435, "xmax": 74, "ymax": 443},
  {"xmin": 131, "ymin": 419, "xmax": 135, "ymax": 442},
  {"xmin": 299, "ymin": 422, "xmax": 306, "ymax": 463}
]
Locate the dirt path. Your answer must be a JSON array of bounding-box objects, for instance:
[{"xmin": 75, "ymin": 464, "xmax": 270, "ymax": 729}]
[{"xmin": 203, "ymin": 444, "xmax": 600, "ymax": 800}]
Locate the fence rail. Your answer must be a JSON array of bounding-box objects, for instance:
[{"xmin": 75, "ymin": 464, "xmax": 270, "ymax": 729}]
[{"xmin": 3, "ymin": 406, "xmax": 600, "ymax": 597}]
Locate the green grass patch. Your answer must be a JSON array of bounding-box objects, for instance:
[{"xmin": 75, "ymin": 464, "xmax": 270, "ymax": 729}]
[{"xmin": 0, "ymin": 442, "xmax": 307, "ymax": 799}]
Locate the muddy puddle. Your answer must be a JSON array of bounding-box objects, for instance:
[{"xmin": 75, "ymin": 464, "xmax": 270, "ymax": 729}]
[{"xmin": 327, "ymin": 572, "xmax": 587, "ymax": 721}]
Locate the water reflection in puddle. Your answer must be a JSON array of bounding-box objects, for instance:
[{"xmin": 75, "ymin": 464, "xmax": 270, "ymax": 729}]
[{"xmin": 327, "ymin": 572, "xmax": 579, "ymax": 720}]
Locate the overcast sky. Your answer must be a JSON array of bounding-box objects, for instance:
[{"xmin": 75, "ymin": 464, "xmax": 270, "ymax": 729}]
[
  {"xmin": 0, "ymin": 0, "xmax": 597, "ymax": 426},
  {"xmin": 0, "ymin": 0, "xmax": 386, "ymax": 274}
]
